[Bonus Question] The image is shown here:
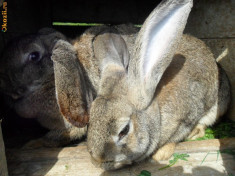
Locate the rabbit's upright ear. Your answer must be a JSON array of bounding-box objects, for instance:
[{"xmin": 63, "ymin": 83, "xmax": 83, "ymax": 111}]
[
  {"xmin": 93, "ymin": 33, "xmax": 129, "ymax": 96},
  {"xmin": 128, "ymin": 0, "xmax": 193, "ymax": 109}
]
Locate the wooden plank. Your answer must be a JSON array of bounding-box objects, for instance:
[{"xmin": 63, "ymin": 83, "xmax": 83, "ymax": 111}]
[
  {"xmin": 7, "ymin": 138, "xmax": 235, "ymax": 176},
  {"xmin": 0, "ymin": 122, "xmax": 8, "ymax": 176},
  {"xmin": 8, "ymin": 153, "xmax": 235, "ymax": 176}
]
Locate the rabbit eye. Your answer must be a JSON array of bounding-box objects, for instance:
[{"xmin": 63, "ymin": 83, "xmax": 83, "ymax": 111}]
[
  {"xmin": 28, "ymin": 51, "xmax": 41, "ymax": 62},
  {"xmin": 119, "ymin": 124, "xmax": 130, "ymax": 140}
]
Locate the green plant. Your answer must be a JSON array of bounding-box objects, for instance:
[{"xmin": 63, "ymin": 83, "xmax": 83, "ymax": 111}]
[
  {"xmin": 188, "ymin": 119, "xmax": 235, "ymax": 141},
  {"xmin": 158, "ymin": 153, "xmax": 190, "ymax": 170},
  {"xmin": 64, "ymin": 165, "xmax": 69, "ymax": 170},
  {"xmin": 137, "ymin": 170, "xmax": 151, "ymax": 176},
  {"xmin": 201, "ymin": 149, "xmax": 235, "ymax": 165}
]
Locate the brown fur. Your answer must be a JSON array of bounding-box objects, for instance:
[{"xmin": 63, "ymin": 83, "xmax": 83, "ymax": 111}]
[{"xmin": 86, "ymin": 0, "xmax": 230, "ymax": 171}]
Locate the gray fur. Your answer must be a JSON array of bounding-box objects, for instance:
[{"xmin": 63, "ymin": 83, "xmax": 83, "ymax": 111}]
[
  {"xmin": 0, "ymin": 29, "xmax": 87, "ymax": 148},
  {"xmin": 87, "ymin": 0, "xmax": 230, "ymax": 171}
]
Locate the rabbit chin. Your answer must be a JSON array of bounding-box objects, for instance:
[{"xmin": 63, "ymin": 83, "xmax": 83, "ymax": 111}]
[{"xmin": 91, "ymin": 157, "xmax": 132, "ymax": 171}]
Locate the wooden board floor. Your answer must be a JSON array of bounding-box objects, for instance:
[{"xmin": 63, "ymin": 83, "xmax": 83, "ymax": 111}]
[{"xmin": 6, "ymin": 138, "xmax": 235, "ymax": 176}]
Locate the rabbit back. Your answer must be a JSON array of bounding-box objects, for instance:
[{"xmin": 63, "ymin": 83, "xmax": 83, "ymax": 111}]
[{"xmin": 156, "ymin": 34, "xmax": 220, "ymax": 146}]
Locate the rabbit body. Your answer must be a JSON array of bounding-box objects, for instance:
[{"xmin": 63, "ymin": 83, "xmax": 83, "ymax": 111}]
[
  {"xmin": 156, "ymin": 35, "xmax": 220, "ymax": 146},
  {"xmin": 86, "ymin": 0, "xmax": 231, "ymax": 170},
  {"xmin": 87, "ymin": 34, "xmax": 230, "ymax": 170}
]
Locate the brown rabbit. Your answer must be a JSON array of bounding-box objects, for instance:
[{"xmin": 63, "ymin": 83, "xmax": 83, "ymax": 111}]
[{"xmin": 82, "ymin": 0, "xmax": 230, "ymax": 170}]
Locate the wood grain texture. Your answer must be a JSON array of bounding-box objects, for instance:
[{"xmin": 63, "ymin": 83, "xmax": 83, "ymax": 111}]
[{"xmin": 7, "ymin": 138, "xmax": 235, "ymax": 176}]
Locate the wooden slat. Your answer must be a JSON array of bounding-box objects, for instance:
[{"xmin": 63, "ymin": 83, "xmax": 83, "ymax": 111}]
[
  {"xmin": 7, "ymin": 138, "xmax": 235, "ymax": 176},
  {"xmin": 175, "ymin": 138, "xmax": 235, "ymax": 153},
  {"xmin": 0, "ymin": 123, "xmax": 8, "ymax": 176}
]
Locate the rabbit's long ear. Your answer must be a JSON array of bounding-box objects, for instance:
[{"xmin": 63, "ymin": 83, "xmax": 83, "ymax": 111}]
[
  {"xmin": 52, "ymin": 40, "xmax": 90, "ymax": 128},
  {"xmin": 93, "ymin": 33, "xmax": 129, "ymax": 96},
  {"xmin": 128, "ymin": 0, "xmax": 193, "ymax": 109}
]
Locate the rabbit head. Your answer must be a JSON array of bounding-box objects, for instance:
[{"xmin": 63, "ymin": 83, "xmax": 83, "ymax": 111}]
[
  {"xmin": 87, "ymin": 0, "xmax": 193, "ymax": 170},
  {"xmin": 0, "ymin": 28, "xmax": 67, "ymax": 118}
]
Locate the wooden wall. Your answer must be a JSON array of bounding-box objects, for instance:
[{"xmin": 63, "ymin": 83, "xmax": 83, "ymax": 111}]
[{"xmin": 0, "ymin": 123, "xmax": 8, "ymax": 176}]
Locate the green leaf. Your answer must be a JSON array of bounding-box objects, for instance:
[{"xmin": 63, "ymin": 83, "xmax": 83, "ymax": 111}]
[
  {"xmin": 137, "ymin": 170, "xmax": 151, "ymax": 176},
  {"xmin": 158, "ymin": 153, "xmax": 190, "ymax": 170},
  {"xmin": 186, "ymin": 119, "xmax": 235, "ymax": 141}
]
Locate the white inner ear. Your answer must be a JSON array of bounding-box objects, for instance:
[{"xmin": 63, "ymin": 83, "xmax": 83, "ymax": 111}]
[{"xmin": 142, "ymin": 5, "xmax": 188, "ymax": 78}]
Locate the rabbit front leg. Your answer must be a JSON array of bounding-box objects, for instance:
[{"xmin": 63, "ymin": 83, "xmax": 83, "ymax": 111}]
[
  {"xmin": 152, "ymin": 143, "xmax": 176, "ymax": 161},
  {"xmin": 23, "ymin": 126, "xmax": 87, "ymax": 149},
  {"xmin": 187, "ymin": 124, "xmax": 206, "ymax": 140}
]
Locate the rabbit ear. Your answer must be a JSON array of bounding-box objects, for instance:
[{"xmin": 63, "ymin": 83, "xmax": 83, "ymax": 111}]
[
  {"xmin": 128, "ymin": 0, "xmax": 193, "ymax": 109},
  {"xmin": 52, "ymin": 40, "xmax": 90, "ymax": 128},
  {"xmin": 93, "ymin": 33, "xmax": 129, "ymax": 96},
  {"xmin": 94, "ymin": 33, "xmax": 129, "ymax": 71}
]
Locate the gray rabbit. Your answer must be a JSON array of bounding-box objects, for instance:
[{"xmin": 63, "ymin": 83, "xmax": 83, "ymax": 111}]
[
  {"xmin": 81, "ymin": 0, "xmax": 230, "ymax": 170},
  {"xmin": 0, "ymin": 28, "xmax": 89, "ymax": 148}
]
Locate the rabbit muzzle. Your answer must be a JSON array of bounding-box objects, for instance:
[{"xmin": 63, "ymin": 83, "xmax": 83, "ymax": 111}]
[{"xmin": 90, "ymin": 153, "xmax": 132, "ymax": 170}]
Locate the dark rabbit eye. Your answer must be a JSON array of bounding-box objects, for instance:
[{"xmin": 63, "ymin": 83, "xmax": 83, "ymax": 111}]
[
  {"xmin": 119, "ymin": 123, "xmax": 130, "ymax": 140},
  {"xmin": 28, "ymin": 51, "xmax": 41, "ymax": 62}
]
